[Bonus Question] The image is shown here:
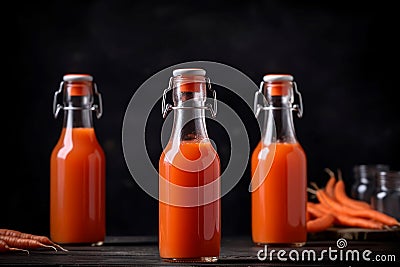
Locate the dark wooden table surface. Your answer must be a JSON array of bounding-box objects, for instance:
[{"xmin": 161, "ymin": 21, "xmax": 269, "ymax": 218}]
[{"xmin": 0, "ymin": 235, "xmax": 399, "ymax": 266}]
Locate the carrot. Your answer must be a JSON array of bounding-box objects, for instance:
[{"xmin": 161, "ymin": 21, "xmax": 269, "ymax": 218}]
[
  {"xmin": 333, "ymin": 169, "xmax": 372, "ymax": 210},
  {"xmin": 333, "ymin": 213, "xmax": 383, "ymax": 229},
  {"xmin": 306, "ymin": 209, "xmax": 311, "ymax": 222},
  {"xmin": 307, "ymin": 213, "xmax": 335, "ymax": 233},
  {"xmin": 314, "ymin": 186, "xmax": 345, "ymax": 212},
  {"xmin": 350, "ymin": 208, "xmax": 399, "ymax": 226},
  {"xmin": 0, "ymin": 229, "xmax": 67, "ymax": 252},
  {"xmin": 0, "ymin": 235, "xmax": 57, "ymax": 251},
  {"xmin": 307, "ymin": 202, "xmax": 326, "ymax": 218},
  {"xmin": 310, "ymin": 167, "xmax": 400, "ymax": 231},
  {"xmin": 312, "ymin": 202, "xmax": 328, "ymax": 215},
  {"xmin": 0, "ymin": 239, "xmax": 29, "ymax": 254},
  {"xmin": 312, "ymin": 186, "xmax": 399, "ymax": 227},
  {"xmin": 324, "ymin": 168, "xmax": 336, "ymax": 199}
]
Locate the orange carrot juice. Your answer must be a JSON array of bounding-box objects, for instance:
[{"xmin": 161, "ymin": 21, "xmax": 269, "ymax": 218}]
[
  {"xmin": 251, "ymin": 141, "xmax": 307, "ymax": 246},
  {"xmin": 50, "ymin": 127, "xmax": 105, "ymax": 244},
  {"xmin": 159, "ymin": 141, "xmax": 220, "ymax": 260}
]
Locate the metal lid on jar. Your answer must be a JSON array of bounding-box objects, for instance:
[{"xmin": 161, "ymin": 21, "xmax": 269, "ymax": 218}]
[
  {"xmin": 173, "ymin": 68, "xmax": 206, "ymax": 77},
  {"xmin": 63, "ymin": 74, "xmax": 93, "ymax": 82},
  {"xmin": 263, "ymin": 74, "xmax": 293, "ymax": 83}
]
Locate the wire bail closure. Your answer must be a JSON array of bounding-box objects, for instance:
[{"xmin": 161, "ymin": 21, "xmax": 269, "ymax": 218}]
[
  {"xmin": 253, "ymin": 81, "xmax": 303, "ymax": 119},
  {"xmin": 53, "ymin": 81, "xmax": 103, "ymax": 119},
  {"xmin": 162, "ymin": 77, "xmax": 217, "ymax": 119}
]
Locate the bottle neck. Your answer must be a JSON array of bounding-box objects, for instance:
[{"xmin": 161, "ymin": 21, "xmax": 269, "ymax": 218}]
[
  {"xmin": 63, "ymin": 108, "xmax": 94, "ymax": 128},
  {"xmin": 169, "ymin": 77, "xmax": 209, "ymax": 143},
  {"xmin": 170, "ymin": 108, "xmax": 208, "ymax": 142},
  {"xmin": 262, "ymin": 95, "xmax": 297, "ymax": 144},
  {"xmin": 377, "ymin": 171, "xmax": 400, "ymax": 191},
  {"xmin": 353, "ymin": 165, "xmax": 390, "ymax": 184},
  {"xmin": 62, "ymin": 82, "xmax": 95, "ymax": 128}
]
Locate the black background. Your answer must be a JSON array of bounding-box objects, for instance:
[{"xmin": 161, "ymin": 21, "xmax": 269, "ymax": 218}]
[{"xmin": 3, "ymin": 0, "xmax": 399, "ymax": 238}]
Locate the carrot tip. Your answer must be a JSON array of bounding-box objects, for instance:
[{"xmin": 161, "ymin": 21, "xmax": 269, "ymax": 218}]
[
  {"xmin": 10, "ymin": 247, "xmax": 30, "ymax": 254},
  {"xmin": 310, "ymin": 182, "xmax": 319, "ymax": 190},
  {"xmin": 324, "ymin": 168, "xmax": 335, "ymax": 177},
  {"xmin": 384, "ymin": 224, "xmax": 400, "ymax": 231},
  {"xmin": 54, "ymin": 244, "xmax": 68, "ymax": 252},
  {"xmin": 42, "ymin": 244, "xmax": 57, "ymax": 251},
  {"xmin": 337, "ymin": 169, "xmax": 343, "ymax": 181},
  {"xmin": 307, "ymin": 188, "xmax": 317, "ymax": 195}
]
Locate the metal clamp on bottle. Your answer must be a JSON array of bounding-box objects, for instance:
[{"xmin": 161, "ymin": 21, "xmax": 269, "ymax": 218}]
[
  {"xmin": 161, "ymin": 76, "xmax": 217, "ymax": 119},
  {"xmin": 53, "ymin": 74, "xmax": 103, "ymax": 119},
  {"xmin": 253, "ymin": 76, "xmax": 303, "ymax": 119}
]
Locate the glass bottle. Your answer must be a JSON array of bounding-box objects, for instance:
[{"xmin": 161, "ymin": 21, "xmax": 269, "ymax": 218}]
[
  {"xmin": 371, "ymin": 170, "xmax": 400, "ymax": 221},
  {"xmin": 351, "ymin": 164, "xmax": 389, "ymax": 203},
  {"xmin": 251, "ymin": 74, "xmax": 307, "ymax": 247},
  {"xmin": 159, "ymin": 68, "xmax": 220, "ymax": 262},
  {"xmin": 50, "ymin": 74, "xmax": 106, "ymax": 244}
]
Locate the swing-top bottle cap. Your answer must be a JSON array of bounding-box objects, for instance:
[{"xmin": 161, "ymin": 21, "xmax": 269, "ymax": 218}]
[
  {"xmin": 262, "ymin": 74, "xmax": 294, "ymax": 96},
  {"xmin": 263, "ymin": 74, "xmax": 293, "ymax": 83},
  {"xmin": 63, "ymin": 74, "xmax": 93, "ymax": 82},
  {"xmin": 63, "ymin": 74, "xmax": 94, "ymax": 96},
  {"xmin": 173, "ymin": 68, "xmax": 206, "ymax": 77}
]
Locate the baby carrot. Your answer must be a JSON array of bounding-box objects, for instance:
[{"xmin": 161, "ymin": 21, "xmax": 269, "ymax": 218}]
[
  {"xmin": 334, "ymin": 169, "xmax": 371, "ymax": 210},
  {"xmin": 0, "ymin": 239, "xmax": 29, "ymax": 254},
  {"xmin": 307, "ymin": 213, "xmax": 335, "ymax": 233},
  {"xmin": 0, "ymin": 229, "xmax": 67, "ymax": 252},
  {"xmin": 0, "ymin": 235, "xmax": 57, "ymax": 251}
]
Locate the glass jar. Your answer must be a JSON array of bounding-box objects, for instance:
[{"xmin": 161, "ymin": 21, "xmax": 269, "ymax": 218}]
[
  {"xmin": 371, "ymin": 171, "xmax": 400, "ymax": 221},
  {"xmin": 351, "ymin": 164, "xmax": 389, "ymax": 204}
]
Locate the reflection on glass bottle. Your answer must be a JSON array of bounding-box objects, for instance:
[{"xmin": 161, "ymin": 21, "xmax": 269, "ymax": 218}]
[
  {"xmin": 159, "ymin": 68, "xmax": 221, "ymax": 262},
  {"xmin": 50, "ymin": 74, "xmax": 105, "ymax": 244}
]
